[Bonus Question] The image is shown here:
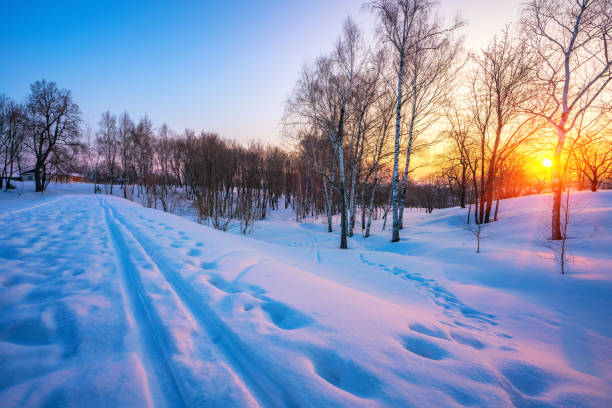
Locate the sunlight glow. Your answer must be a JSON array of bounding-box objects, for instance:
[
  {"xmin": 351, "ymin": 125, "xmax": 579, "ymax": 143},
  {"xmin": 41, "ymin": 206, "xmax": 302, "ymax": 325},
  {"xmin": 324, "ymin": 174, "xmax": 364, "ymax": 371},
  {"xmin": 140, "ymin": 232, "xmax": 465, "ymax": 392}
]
[{"xmin": 542, "ymin": 158, "xmax": 553, "ymax": 168}]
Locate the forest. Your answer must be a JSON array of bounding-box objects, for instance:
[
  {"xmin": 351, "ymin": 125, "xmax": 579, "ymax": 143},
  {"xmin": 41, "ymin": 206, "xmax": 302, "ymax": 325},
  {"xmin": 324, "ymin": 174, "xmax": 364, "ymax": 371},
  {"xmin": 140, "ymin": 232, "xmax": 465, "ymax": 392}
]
[{"xmin": 1, "ymin": 0, "xmax": 611, "ymax": 248}]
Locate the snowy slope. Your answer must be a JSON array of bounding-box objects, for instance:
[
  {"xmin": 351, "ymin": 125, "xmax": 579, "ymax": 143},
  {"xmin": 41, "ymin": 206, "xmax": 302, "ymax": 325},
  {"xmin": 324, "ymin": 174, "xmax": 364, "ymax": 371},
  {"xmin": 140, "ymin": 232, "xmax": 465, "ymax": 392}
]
[{"xmin": 0, "ymin": 184, "xmax": 611, "ymax": 407}]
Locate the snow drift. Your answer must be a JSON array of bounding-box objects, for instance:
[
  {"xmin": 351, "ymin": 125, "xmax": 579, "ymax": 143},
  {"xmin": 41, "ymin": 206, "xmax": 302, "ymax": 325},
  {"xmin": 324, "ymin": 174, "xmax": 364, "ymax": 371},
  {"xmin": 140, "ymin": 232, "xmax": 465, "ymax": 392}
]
[{"xmin": 0, "ymin": 185, "xmax": 610, "ymax": 407}]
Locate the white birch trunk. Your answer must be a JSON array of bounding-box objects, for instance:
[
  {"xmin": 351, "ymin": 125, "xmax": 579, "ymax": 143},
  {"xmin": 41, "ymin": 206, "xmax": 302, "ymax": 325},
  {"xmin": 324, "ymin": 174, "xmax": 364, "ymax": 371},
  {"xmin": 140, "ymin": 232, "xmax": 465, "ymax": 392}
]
[{"xmin": 391, "ymin": 53, "xmax": 404, "ymax": 242}]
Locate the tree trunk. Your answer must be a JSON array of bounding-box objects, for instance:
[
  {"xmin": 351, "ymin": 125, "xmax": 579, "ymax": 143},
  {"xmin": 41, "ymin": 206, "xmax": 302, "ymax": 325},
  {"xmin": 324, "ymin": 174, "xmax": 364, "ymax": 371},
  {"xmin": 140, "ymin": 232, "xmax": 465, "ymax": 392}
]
[
  {"xmin": 7, "ymin": 157, "xmax": 15, "ymax": 190},
  {"xmin": 472, "ymin": 159, "xmax": 479, "ymax": 224},
  {"xmin": 110, "ymin": 169, "xmax": 114, "ymax": 195},
  {"xmin": 348, "ymin": 126, "xmax": 366, "ymax": 237},
  {"xmin": 493, "ymin": 193, "xmax": 500, "ymax": 222},
  {"xmin": 478, "ymin": 133, "xmax": 486, "ymax": 224},
  {"xmin": 399, "ymin": 76, "xmax": 417, "ymax": 230},
  {"xmin": 391, "ymin": 53, "xmax": 404, "ymax": 243},
  {"xmin": 460, "ymin": 165, "xmax": 467, "ymax": 208},
  {"xmin": 484, "ymin": 123, "xmax": 503, "ymax": 223},
  {"xmin": 365, "ymin": 163, "xmax": 379, "ymax": 238},
  {"xmin": 324, "ymin": 177, "xmax": 333, "ymax": 233},
  {"xmin": 382, "ymin": 188, "xmax": 392, "ymax": 231},
  {"xmin": 34, "ymin": 164, "xmax": 43, "ymax": 192},
  {"xmin": 360, "ymin": 185, "xmax": 366, "ymax": 230},
  {"xmin": 590, "ymin": 176, "xmax": 598, "ymax": 192},
  {"xmin": 338, "ymin": 162, "xmax": 348, "ymax": 249},
  {"xmin": 551, "ymin": 126, "xmax": 566, "ymax": 240},
  {"xmin": 337, "ymin": 107, "xmax": 348, "ymax": 249},
  {"xmin": 467, "ymin": 202, "xmax": 472, "ymax": 224}
]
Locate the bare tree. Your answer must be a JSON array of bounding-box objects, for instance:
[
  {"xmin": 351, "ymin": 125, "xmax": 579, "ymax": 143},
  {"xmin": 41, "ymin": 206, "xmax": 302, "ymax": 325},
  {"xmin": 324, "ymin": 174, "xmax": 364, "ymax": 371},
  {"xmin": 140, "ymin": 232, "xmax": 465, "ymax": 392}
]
[
  {"xmin": 469, "ymin": 27, "xmax": 540, "ymax": 224},
  {"xmin": 441, "ymin": 108, "xmax": 477, "ymax": 211},
  {"xmin": 369, "ymin": 0, "xmax": 422, "ymax": 242},
  {"xmin": 369, "ymin": 0, "xmax": 462, "ymax": 242},
  {"xmin": 522, "ymin": 0, "xmax": 612, "ymax": 239},
  {"xmin": 365, "ymin": 84, "xmax": 395, "ymax": 237},
  {"xmin": 118, "ymin": 112, "xmax": 134, "ymax": 199},
  {"xmin": 466, "ymin": 222, "xmax": 483, "ymax": 253},
  {"xmin": 0, "ymin": 96, "xmax": 25, "ymax": 190},
  {"xmin": 398, "ymin": 22, "xmax": 463, "ymax": 229},
  {"xmin": 83, "ymin": 124, "xmax": 101, "ymax": 193},
  {"xmin": 25, "ymin": 80, "xmax": 81, "ymax": 192},
  {"xmin": 285, "ymin": 18, "xmax": 364, "ymax": 249},
  {"xmin": 572, "ymin": 128, "xmax": 612, "ymax": 191},
  {"xmin": 96, "ymin": 111, "xmax": 119, "ymax": 195},
  {"xmin": 347, "ymin": 48, "xmax": 385, "ymax": 237}
]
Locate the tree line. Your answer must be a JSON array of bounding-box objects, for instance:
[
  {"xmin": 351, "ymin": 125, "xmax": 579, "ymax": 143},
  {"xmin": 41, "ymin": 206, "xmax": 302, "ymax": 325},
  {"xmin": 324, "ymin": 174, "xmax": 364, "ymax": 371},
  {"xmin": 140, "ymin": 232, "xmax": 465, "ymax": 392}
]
[
  {"xmin": 89, "ymin": 112, "xmax": 300, "ymax": 234},
  {"xmin": 2, "ymin": 0, "xmax": 610, "ymax": 245},
  {"xmin": 283, "ymin": 0, "xmax": 611, "ymax": 247}
]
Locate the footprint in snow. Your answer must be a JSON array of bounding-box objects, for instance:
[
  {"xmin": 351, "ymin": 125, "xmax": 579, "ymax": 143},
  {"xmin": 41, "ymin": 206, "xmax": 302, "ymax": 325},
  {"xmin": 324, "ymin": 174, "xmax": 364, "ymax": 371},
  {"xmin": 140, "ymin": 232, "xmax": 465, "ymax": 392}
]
[
  {"xmin": 409, "ymin": 322, "xmax": 449, "ymax": 340},
  {"xmin": 261, "ymin": 301, "xmax": 313, "ymax": 330},
  {"xmin": 443, "ymin": 385, "xmax": 484, "ymax": 406},
  {"xmin": 309, "ymin": 347, "xmax": 381, "ymax": 398},
  {"xmin": 400, "ymin": 334, "xmax": 450, "ymax": 360},
  {"xmin": 500, "ymin": 360, "xmax": 553, "ymax": 397},
  {"xmin": 207, "ymin": 275, "xmax": 242, "ymax": 293},
  {"xmin": 187, "ymin": 248, "xmax": 202, "ymax": 257},
  {"xmin": 450, "ymin": 331, "xmax": 486, "ymax": 350},
  {"xmin": 201, "ymin": 261, "xmax": 217, "ymax": 270}
]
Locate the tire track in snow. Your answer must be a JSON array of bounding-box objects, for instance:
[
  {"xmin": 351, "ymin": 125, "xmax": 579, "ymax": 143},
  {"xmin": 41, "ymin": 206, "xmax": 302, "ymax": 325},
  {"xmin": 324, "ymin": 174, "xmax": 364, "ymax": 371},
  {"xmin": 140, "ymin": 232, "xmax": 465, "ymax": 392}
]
[
  {"xmin": 100, "ymin": 198, "xmax": 189, "ymax": 408},
  {"xmin": 102, "ymin": 197, "xmax": 298, "ymax": 408}
]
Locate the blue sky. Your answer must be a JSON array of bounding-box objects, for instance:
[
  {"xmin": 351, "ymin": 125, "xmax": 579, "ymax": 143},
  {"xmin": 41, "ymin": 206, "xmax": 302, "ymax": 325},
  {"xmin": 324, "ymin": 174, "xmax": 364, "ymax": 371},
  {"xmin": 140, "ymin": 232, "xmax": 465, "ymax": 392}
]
[{"xmin": 0, "ymin": 0, "xmax": 522, "ymax": 144}]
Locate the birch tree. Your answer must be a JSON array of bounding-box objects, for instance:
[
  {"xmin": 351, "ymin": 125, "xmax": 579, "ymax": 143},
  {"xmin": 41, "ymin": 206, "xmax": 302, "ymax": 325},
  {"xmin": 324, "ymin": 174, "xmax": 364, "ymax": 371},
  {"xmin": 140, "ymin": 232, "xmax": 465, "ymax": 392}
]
[
  {"xmin": 369, "ymin": 0, "xmax": 462, "ymax": 242},
  {"xmin": 365, "ymin": 83, "xmax": 395, "ymax": 237},
  {"xmin": 285, "ymin": 18, "xmax": 364, "ymax": 249},
  {"xmin": 398, "ymin": 23, "xmax": 463, "ymax": 229},
  {"xmin": 347, "ymin": 50, "xmax": 384, "ymax": 237}
]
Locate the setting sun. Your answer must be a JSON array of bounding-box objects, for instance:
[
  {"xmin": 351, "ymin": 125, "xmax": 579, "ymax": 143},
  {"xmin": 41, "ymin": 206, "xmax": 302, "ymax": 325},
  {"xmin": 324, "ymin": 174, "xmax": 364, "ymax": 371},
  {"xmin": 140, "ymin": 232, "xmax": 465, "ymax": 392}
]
[{"xmin": 542, "ymin": 158, "xmax": 553, "ymax": 168}]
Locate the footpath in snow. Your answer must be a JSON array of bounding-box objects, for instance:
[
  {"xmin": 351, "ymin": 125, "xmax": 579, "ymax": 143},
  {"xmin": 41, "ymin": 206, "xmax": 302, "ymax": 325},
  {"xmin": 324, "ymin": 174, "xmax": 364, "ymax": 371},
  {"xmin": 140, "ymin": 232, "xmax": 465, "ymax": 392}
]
[{"xmin": 0, "ymin": 184, "xmax": 611, "ymax": 407}]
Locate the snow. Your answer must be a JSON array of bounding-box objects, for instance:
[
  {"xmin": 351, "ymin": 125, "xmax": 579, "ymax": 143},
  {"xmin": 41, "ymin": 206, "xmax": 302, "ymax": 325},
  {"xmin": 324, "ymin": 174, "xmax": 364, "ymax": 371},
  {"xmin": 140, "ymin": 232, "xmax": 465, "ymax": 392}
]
[{"xmin": 1, "ymin": 182, "xmax": 611, "ymax": 407}]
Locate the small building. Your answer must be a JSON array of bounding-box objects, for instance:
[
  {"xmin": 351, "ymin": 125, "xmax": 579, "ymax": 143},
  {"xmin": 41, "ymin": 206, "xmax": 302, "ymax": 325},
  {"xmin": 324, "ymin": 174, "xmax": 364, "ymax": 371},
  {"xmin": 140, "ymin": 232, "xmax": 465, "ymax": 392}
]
[
  {"xmin": 20, "ymin": 169, "xmax": 38, "ymax": 182},
  {"xmin": 49, "ymin": 173, "xmax": 88, "ymax": 183},
  {"xmin": 19, "ymin": 169, "xmax": 87, "ymax": 183},
  {"xmin": 68, "ymin": 173, "xmax": 88, "ymax": 183}
]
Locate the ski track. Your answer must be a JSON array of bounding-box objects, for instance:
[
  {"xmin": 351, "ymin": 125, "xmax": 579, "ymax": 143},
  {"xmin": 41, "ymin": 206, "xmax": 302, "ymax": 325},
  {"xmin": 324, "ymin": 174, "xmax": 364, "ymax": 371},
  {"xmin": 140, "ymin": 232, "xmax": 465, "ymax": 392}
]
[
  {"xmin": 287, "ymin": 227, "xmax": 321, "ymax": 265},
  {"xmin": 298, "ymin": 229, "xmax": 321, "ymax": 264},
  {"xmin": 101, "ymin": 197, "xmax": 298, "ymax": 408},
  {"xmin": 100, "ymin": 198, "xmax": 189, "ymax": 408},
  {"xmin": 308, "ymin": 231, "xmax": 321, "ymax": 263}
]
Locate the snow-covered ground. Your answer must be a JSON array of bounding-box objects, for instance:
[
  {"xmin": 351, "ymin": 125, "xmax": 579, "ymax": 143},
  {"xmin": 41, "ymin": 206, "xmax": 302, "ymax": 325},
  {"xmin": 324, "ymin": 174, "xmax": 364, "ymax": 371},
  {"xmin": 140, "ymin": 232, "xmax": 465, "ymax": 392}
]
[{"xmin": 1, "ymin": 182, "xmax": 611, "ymax": 407}]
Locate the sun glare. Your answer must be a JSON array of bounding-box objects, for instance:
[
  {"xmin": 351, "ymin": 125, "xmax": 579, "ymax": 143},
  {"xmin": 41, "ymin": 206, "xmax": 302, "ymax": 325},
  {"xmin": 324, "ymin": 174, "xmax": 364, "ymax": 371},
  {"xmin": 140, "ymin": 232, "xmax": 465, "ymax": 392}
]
[{"xmin": 542, "ymin": 158, "xmax": 553, "ymax": 168}]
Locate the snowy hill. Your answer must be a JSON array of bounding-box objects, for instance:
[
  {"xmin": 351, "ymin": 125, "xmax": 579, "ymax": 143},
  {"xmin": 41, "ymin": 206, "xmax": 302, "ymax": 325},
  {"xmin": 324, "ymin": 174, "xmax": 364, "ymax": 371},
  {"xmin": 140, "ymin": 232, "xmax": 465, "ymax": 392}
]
[{"xmin": 1, "ymin": 184, "xmax": 611, "ymax": 407}]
